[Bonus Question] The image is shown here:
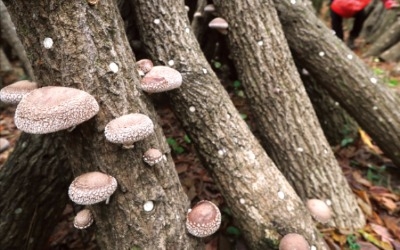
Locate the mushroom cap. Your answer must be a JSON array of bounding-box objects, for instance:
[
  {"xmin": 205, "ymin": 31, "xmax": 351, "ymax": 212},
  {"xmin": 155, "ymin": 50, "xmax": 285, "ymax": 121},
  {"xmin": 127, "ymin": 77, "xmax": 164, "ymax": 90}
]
[
  {"xmin": 186, "ymin": 200, "xmax": 221, "ymax": 237},
  {"xmin": 279, "ymin": 233, "xmax": 310, "ymax": 250},
  {"xmin": 105, "ymin": 113, "xmax": 154, "ymax": 145},
  {"xmin": 143, "ymin": 148, "xmax": 163, "ymax": 166},
  {"xmin": 204, "ymin": 4, "xmax": 216, "ymax": 13},
  {"xmin": 0, "ymin": 80, "xmax": 38, "ymax": 104},
  {"xmin": 14, "ymin": 86, "xmax": 99, "ymax": 134},
  {"xmin": 306, "ymin": 199, "xmax": 332, "ymax": 223},
  {"xmin": 208, "ymin": 17, "xmax": 228, "ymax": 29},
  {"xmin": 136, "ymin": 59, "xmax": 154, "ymax": 75},
  {"xmin": 73, "ymin": 209, "xmax": 94, "ymax": 229},
  {"xmin": 68, "ymin": 171, "xmax": 118, "ymax": 205},
  {"xmin": 141, "ymin": 66, "xmax": 182, "ymax": 93}
]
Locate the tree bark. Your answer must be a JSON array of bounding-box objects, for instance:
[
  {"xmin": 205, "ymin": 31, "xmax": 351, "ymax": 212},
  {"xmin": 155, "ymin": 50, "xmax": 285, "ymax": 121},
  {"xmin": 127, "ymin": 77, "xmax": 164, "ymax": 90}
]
[
  {"xmin": 299, "ymin": 68, "xmax": 359, "ymax": 146},
  {"xmin": 131, "ymin": 0, "xmax": 326, "ymax": 249},
  {"xmin": 0, "ymin": 133, "xmax": 71, "ymax": 250},
  {"xmin": 3, "ymin": 0, "xmax": 202, "ymax": 249},
  {"xmin": 380, "ymin": 41, "xmax": 400, "ymax": 62},
  {"xmin": 274, "ymin": 0, "xmax": 400, "ymax": 167},
  {"xmin": 364, "ymin": 17, "xmax": 400, "ymax": 58},
  {"xmin": 0, "ymin": 1, "xmax": 35, "ymax": 80},
  {"xmin": 213, "ymin": 0, "xmax": 364, "ymax": 230}
]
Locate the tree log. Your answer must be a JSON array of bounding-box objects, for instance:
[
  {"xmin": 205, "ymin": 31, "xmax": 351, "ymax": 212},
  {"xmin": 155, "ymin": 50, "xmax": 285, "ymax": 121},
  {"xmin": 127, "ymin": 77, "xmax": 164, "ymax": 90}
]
[
  {"xmin": 0, "ymin": 133, "xmax": 71, "ymax": 250},
  {"xmin": 274, "ymin": 0, "xmax": 400, "ymax": 167},
  {"xmin": 131, "ymin": 0, "xmax": 326, "ymax": 249},
  {"xmin": 379, "ymin": 41, "xmax": 400, "ymax": 62},
  {"xmin": 3, "ymin": 0, "xmax": 202, "ymax": 249}
]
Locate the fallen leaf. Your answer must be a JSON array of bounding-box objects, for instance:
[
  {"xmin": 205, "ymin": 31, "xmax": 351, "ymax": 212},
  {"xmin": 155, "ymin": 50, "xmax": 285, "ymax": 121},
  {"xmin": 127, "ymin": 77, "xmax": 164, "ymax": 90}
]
[
  {"xmin": 359, "ymin": 229, "xmax": 394, "ymax": 250},
  {"xmin": 359, "ymin": 129, "xmax": 383, "ymax": 154},
  {"xmin": 381, "ymin": 215, "xmax": 400, "ymax": 240},
  {"xmin": 353, "ymin": 171, "xmax": 372, "ymax": 187},
  {"xmin": 370, "ymin": 223, "xmax": 394, "ymax": 244}
]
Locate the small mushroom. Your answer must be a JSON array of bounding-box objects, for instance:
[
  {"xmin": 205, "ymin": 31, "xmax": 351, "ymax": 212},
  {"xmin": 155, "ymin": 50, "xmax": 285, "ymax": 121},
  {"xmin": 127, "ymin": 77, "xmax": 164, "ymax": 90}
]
[
  {"xmin": 204, "ymin": 4, "xmax": 216, "ymax": 13},
  {"xmin": 208, "ymin": 17, "xmax": 228, "ymax": 35},
  {"xmin": 186, "ymin": 200, "xmax": 221, "ymax": 237},
  {"xmin": 68, "ymin": 171, "xmax": 118, "ymax": 205},
  {"xmin": 0, "ymin": 80, "xmax": 38, "ymax": 104},
  {"xmin": 143, "ymin": 148, "xmax": 163, "ymax": 166},
  {"xmin": 279, "ymin": 233, "xmax": 310, "ymax": 250},
  {"xmin": 73, "ymin": 209, "xmax": 94, "ymax": 229},
  {"xmin": 136, "ymin": 59, "xmax": 154, "ymax": 76},
  {"xmin": 105, "ymin": 113, "xmax": 154, "ymax": 149},
  {"xmin": 140, "ymin": 66, "xmax": 182, "ymax": 93},
  {"xmin": 306, "ymin": 199, "xmax": 332, "ymax": 224},
  {"xmin": 14, "ymin": 86, "xmax": 99, "ymax": 134}
]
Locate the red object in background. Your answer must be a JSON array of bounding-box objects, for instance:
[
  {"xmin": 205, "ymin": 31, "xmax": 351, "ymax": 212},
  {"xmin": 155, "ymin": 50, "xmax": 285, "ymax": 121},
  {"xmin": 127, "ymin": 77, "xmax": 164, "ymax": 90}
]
[
  {"xmin": 331, "ymin": 0, "xmax": 372, "ymax": 18},
  {"xmin": 383, "ymin": 0, "xmax": 400, "ymax": 9}
]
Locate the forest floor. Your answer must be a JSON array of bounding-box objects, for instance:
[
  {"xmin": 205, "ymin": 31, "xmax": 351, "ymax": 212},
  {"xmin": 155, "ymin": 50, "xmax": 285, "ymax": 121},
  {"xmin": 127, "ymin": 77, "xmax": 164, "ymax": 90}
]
[{"xmin": 1, "ymin": 45, "xmax": 400, "ymax": 250}]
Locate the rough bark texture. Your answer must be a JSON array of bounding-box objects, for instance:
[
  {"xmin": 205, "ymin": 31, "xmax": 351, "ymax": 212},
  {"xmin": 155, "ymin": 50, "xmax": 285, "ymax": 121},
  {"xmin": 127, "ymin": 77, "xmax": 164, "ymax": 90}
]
[
  {"xmin": 274, "ymin": 0, "xmax": 400, "ymax": 167},
  {"xmin": 214, "ymin": 0, "xmax": 364, "ymax": 230},
  {"xmin": 0, "ymin": 133, "xmax": 71, "ymax": 250},
  {"xmin": 0, "ymin": 1, "xmax": 35, "ymax": 80},
  {"xmin": 362, "ymin": 2, "xmax": 397, "ymax": 44},
  {"xmin": 299, "ymin": 68, "xmax": 359, "ymax": 146},
  {"xmin": 3, "ymin": 0, "xmax": 202, "ymax": 249},
  {"xmin": 364, "ymin": 17, "xmax": 400, "ymax": 58},
  {"xmin": 380, "ymin": 41, "xmax": 400, "ymax": 62},
  {"xmin": 131, "ymin": 0, "xmax": 326, "ymax": 249}
]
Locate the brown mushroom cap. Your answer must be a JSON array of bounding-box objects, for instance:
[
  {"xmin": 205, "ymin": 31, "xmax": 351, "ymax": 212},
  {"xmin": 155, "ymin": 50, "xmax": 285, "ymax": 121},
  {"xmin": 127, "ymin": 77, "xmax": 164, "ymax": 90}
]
[
  {"xmin": 0, "ymin": 80, "xmax": 38, "ymax": 104},
  {"xmin": 14, "ymin": 86, "xmax": 99, "ymax": 134},
  {"xmin": 306, "ymin": 199, "xmax": 332, "ymax": 223},
  {"xmin": 104, "ymin": 113, "xmax": 154, "ymax": 146},
  {"xmin": 141, "ymin": 66, "xmax": 182, "ymax": 93},
  {"xmin": 73, "ymin": 209, "xmax": 94, "ymax": 229},
  {"xmin": 143, "ymin": 148, "xmax": 163, "ymax": 166},
  {"xmin": 68, "ymin": 172, "xmax": 118, "ymax": 205},
  {"xmin": 136, "ymin": 59, "xmax": 154, "ymax": 76},
  {"xmin": 186, "ymin": 200, "xmax": 221, "ymax": 237},
  {"xmin": 279, "ymin": 233, "xmax": 310, "ymax": 250}
]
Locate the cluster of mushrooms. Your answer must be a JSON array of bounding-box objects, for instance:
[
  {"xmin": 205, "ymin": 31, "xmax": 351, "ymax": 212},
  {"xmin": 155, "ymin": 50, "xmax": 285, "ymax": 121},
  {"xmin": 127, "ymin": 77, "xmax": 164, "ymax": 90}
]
[
  {"xmin": 0, "ymin": 60, "xmax": 224, "ymax": 237},
  {"xmin": 0, "ymin": 4, "xmax": 333, "ymax": 244}
]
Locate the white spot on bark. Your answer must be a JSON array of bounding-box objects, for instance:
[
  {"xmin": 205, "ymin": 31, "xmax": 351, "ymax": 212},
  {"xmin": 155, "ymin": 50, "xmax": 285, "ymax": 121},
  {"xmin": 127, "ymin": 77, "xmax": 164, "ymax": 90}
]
[
  {"xmin": 296, "ymin": 147, "xmax": 304, "ymax": 152},
  {"xmin": 189, "ymin": 106, "xmax": 196, "ymax": 112},
  {"xmin": 290, "ymin": 0, "xmax": 296, "ymax": 4},
  {"xmin": 301, "ymin": 68, "xmax": 309, "ymax": 75},
  {"xmin": 154, "ymin": 19, "xmax": 161, "ymax": 24},
  {"xmin": 202, "ymin": 68, "xmax": 208, "ymax": 74},
  {"xmin": 239, "ymin": 198, "xmax": 245, "ymax": 204},
  {"xmin": 247, "ymin": 150, "xmax": 256, "ymax": 160},
  {"xmin": 326, "ymin": 199, "xmax": 332, "ymax": 206},
  {"xmin": 347, "ymin": 54, "xmax": 353, "ymax": 60},
  {"xmin": 257, "ymin": 40, "xmax": 263, "ymax": 46},
  {"xmin": 373, "ymin": 106, "xmax": 378, "ymax": 110},
  {"xmin": 43, "ymin": 38, "xmax": 53, "ymax": 49},
  {"xmin": 278, "ymin": 191, "xmax": 285, "ymax": 199},
  {"xmin": 143, "ymin": 200, "xmax": 154, "ymax": 211},
  {"xmin": 185, "ymin": 27, "xmax": 190, "ymax": 33},
  {"xmin": 168, "ymin": 60, "xmax": 174, "ymax": 66},
  {"xmin": 218, "ymin": 149, "xmax": 225, "ymax": 156},
  {"xmin": 334, "ymin": 102, "xmax": 339, "ymax": 106},
  {"xmin": 318, "ymin": 51, "xmax": 325, "ymax": 57},
  {"xmin": 370, "ymin": 77, "xmax": 378, "ymax": 84},
  {"xmin": 109, "ymin": 62, "xmax": 119, "ymax": 73},
  {"xmin": 311, "ymin": 246, "xmax": 317, "ymax": 250},
  {"xmin": 162, "ymin": 155, "xmax": 167, "ymax": 161}
]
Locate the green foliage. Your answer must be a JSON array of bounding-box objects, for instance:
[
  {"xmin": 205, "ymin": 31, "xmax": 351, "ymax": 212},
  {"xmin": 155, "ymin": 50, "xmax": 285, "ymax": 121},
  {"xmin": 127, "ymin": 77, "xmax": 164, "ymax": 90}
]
[
  {"xmin": 366, "ymin": 164, "xmax": 386, "ymax": 185},
  {"xmin": 226, "ymin": 226, "xmax": 241, "ymax": 236},
  {"xmin": 388, "ymin": 78, "xmax": 399, "ymax": 87},
  {"xmin": 214, "ymin": 61, "xmax": 222, "ymax": 69},
  {"xmin": 183, "ymin": 134, "xmax": 191, "ymax": 143},
  {"xmin": 166, "ymin": 137, "xmax": 185, "ymax": 154},
  {"xmin": 346, "ymin": 234, "xmax": 360, "ymax": 250},
  {"xmin": 240, "ymin": 113, "xmax": 247, "ymax": 120},
  {"xmin": 340, "ymin": 137, "xmax": 354, "ymax": 147}
]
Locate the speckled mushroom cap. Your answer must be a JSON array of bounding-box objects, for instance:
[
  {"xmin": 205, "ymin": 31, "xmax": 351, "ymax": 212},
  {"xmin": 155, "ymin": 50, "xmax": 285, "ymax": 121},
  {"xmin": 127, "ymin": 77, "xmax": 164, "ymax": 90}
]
[
  {"xmin": 186, "ymin": 200, "xmax": 221, "ymax": 237},
  {"xmin": 136, "ymin": 59, "xmax": 154, "ymax": 76},
  {"xmin": 306, "ymin": 199, "xmax": 332, "ymax": 223},
  {"xmin": 209, "ymin": 17, "xmax": 228, "ymax": 29},
  {"xmin": 143, "ymin": 148, "xmax": 163, "ymax": 166},
  {"xmin": 73, "ymin": 209, "xmax": 94, "ymax": 229},
  {"xmin": 14, "ymin": 86, "xmax": 99, "ymax": 134},
  {"xmin": 105, "ymin": 113, "xmax": 154, "ymax": 145},
  {"xmin": 68, "ymin": 171, "xmax": 118, "ymax": 205},
  {"xmin": 279, "ymin": 233, "xmax": 310, "ymax": 250},
  {"xmin": 141, "ymin": 66, "xmax": 182, "ymax": 93},
  {"xmin": 0, "ymin": 80, "xmax": 38, "ymax": 104}
]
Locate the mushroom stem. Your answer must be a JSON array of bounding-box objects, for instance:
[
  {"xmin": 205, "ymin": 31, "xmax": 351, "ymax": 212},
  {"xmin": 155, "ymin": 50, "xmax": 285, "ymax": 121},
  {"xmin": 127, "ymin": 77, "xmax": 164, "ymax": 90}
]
[
  {"xmin": 67, "ymin": 125, "xmax": 76, "ymax": 132},
  {"xmin": 105, "ymin": 196, "xmax": 110, "ymax": 204},
  {"xmin": 122, "ymin": 143, "xmax": 134, "ymax": 149}
]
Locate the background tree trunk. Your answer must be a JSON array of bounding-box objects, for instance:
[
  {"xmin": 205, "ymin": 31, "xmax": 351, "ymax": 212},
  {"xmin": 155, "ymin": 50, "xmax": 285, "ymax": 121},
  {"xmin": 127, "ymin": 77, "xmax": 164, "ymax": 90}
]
[
  {"xmin": 131, "ymin": 0, "xmax": 326, "ymax": 249},
  {"xmin": 273, "ymin": 0, "xmax": 400, "ymax": 167},
  {"xmin": 379, "ymin": 41, "xmax": 400, "ymax": 62},
  {"xmin": 0, "ymin": 133, "xmax": 71, "ymax": 250},
  {"xmin": 3, "ymin": 0, "xmax": 202, "ymax": 249},
  {"xmin": 214, "ymin": 0, "xmax": 364, "ymax": 230}
]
